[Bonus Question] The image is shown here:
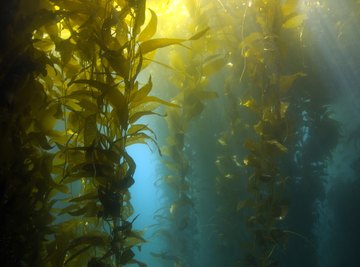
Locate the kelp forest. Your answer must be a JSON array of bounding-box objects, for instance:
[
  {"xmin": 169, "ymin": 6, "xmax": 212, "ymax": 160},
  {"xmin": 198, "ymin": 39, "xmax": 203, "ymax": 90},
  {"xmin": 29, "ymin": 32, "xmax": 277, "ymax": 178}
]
[{"xmin": 1, "ymin": 0, "xmax": 360, "ymax": 266}]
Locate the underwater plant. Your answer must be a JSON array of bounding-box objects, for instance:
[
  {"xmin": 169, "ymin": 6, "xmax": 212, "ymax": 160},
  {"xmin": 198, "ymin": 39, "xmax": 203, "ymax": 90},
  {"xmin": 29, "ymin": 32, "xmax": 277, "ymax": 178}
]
[
  {"xmin": 1, "ymin": 0, "xmax": 202, "ymax": 265},
  {"xmin": 0, "ymin": 1, "xmax": 60, "ymax": 265},
  {"xmin": 151, "ymin": 2, "xmax": 223, "ymax": 266},
  {"xmin": 1, "ymin": 0, "xmax": 352, "ymax": 266},
  {"xmin": 209, "ymin": 0, "xmax": 310, "ymax": 266}
]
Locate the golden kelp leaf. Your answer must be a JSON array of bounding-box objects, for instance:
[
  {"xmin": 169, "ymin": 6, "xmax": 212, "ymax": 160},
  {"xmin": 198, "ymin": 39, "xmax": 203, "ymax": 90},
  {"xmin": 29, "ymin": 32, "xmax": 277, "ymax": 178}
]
[
  {"xmin": 127, "ymin": 124, "xmax": 155, "ymax": 137},
  {"xmin": 240, "ymin": 98, "xmax": 257, "ymax": 111},
  {"xmin": 71, "ymin": 79, "xmax": 127, "ymax": 128},
  {"xmin": 143, "ymin": 57, "xmax": 174, "ymax": 71},
  {"xmin": 242, "ymin": 99, "xmax": 253, "ymax": 107},
  {"xmin": 279, "ymin": 72, "xmax": 306, "ymax": 94},
  {"xmin": 138, "ymin": 9, "xmax": 157, "ymax": 42},
  {"xmin": 131, "ymin": 77, "xmax": 152, "ymax": 102},
  {"xmin": 56, "ymin": 39, "xmax": 75, "ymax": 65},
  {"xmin": 133, "ymin": 0, "xmax": 146, "ymax": 34},
  {"xmin": 66, "ymin": 233, "xmax": 109, "ymax": 251},
  {"xmin": 131, "ymin": 95, "xmax": 179, "ymax": 110},
  {"xmin": 39, "ymin": 107, "xmax": 58, "ymax": 133},
  {"xmin": 77, "ymin": 98, "xmax": 99, "ymax": 115},
  {"xmin": 70, "ymin": 192, "xmax": 98, "ymax": 202},
  {"xmin": 202, "ymin": 57, "xmax": 226, "ymax": 76},
  {"xmin": 170, "ymin": 203, "xmax": 177, "ymax": 215},
  {"xmin": 139, "ymin": 38, "xmax": 185, "ymax": 54},
  {"xmin": 139, "ymin": 28, "xmax": 209, "ymax": 54},
  {"xmin": 188, "ymin": 27, "xmax": 210, "ymax": 41},
  {"xmin": 266, "ymin": 140, "xmax": 288, "ymax": 153},
  {"xmin": 281, "ymin": 0, "xmax": 299, "ymax": 17},
  {"xmin": 107, "ymin": 90, "xmax": 128, "ymax": 129},
  {"xmin": 49, "ymin": 178, "xmax": 70, "ymax": 194},
  {"xmin": 282, "ymin": 14, "xmax": 307, "ymax": 29},
  {"xmin": 67, "ymin": 111, "xmax": 80, "ymax": 132},
  {"xmin": 103, "ymin": 50, "xmax": 129, "ymax": 78},
  {"xmin": 69, "ymin": 79, "xmax": 113, "ymax": 94},
  {"xmin": 129, "ymin": 110, "xmax": 161, "ymax": 124},
  {"xmin": 130, "ymin": 100, "xmax": 162, "ymax": 115},
  {"xmin": 34, "ymin": 38, "xmax": 55, "ymax": 52},
  {"xmin": 28, "ymin": 132, "xmax": 53, "ymax": 150},
  {"xmin": 125, "ymin": 132, "xmax": 158, "ymax": 151},
  {"xmin": 44, "ymin": 23, "xmax": 59, "ymax": 38},
  {"xmin": 125, "ymin": 231, "xmax": 146, "ymax": 249}
]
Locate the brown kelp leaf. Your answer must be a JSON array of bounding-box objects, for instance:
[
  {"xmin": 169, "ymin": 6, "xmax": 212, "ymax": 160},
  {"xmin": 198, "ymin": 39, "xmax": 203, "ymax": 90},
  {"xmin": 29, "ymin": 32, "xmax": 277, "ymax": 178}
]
[
  {"xmin": 67, "ymin": 233, "xmax": 108, "ymax": 251},
  {"xmin": 282, "ymin": 14, "xmax": 307, "ymax": 29},
  {"xmin": 28, "ymin": 132, "xmax": 53, "ymax": 150},
  {"xmin": 68, "ymin": 202, "xmax": 98, "ymax": 217},
  {"xmin": 281, "ymin": 0, "xmax": 299, "ymax": 17},
  {"xmin": 279, "ymin": 72, "xmax": 306, "ymax": 94},
  {"xmin": 130, "ymin": 76, "xmax": 152, "ymax": 102},
  {"xmin": 69, "ymin": 79, "xmax": 128, "ymax": 128},
  {"xmin": 70, "ymin": 192, "xmax": 98, "ymax": 203},
  {"xmin": 127, "ymin": 124, "xmax": 156, "ymax": 138},
  {"xmin": 102, "ymin": 49, "xmax": 130, "ymax": 78},
  {"xmin": 265, "ymin": 140, "xmax": 288, "ymax": 153},
  {"xmin": 139, "ymin": 27, "xmax": 209, "ymax": 54},
  {"xmin": 139, "ymin": 38, "xmax": 186, "ymax": 54},
  {"xmin": 133, "ymin": 0, "xmax": 146, "ymax": 34},
  {"xmin": 138, "ymin": 9, "xmax": 157, "ymax": 42},
  {"xmin": 131, "ymin": 96, "xmax": 179, "ymax": 109},
  {"xmin": 188, "ymin": 27, "xmax": 210, "ymax": 40},
  {"xmin": 129, "ymin": 110, "xmax": 163, "ymax": 124}
]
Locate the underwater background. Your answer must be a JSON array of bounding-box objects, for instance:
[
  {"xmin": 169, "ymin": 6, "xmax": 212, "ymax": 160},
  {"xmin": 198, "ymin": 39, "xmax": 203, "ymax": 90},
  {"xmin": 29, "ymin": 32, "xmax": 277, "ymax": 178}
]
[{"xmin": 1, "ymin": 0, "xmax": 360, "ymax": 266}]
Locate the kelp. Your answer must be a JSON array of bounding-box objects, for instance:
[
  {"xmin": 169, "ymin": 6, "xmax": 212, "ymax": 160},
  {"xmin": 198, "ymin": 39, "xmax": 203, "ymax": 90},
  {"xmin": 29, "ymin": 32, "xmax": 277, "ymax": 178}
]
[
  {"xmin": 0, "ymin": 0, "xmax": 346, "ymax": 266},
  {"xmin": 151, "ymin": 4, "xmax": 219, "ymax": 266},
  {"xmin": 0, "ymin": 1, "xmax": 61, "ymax": 265},
  {"xmin": 207, "ymin": 0, "xmax": 311, "ymax": 266},
  {"xmin": 37, "ymin": 0, "xmax": 187, "ymax": 266},
  {"xmin": 0, "ymin": 0, "xmax": 194, "ymax": 266}
]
